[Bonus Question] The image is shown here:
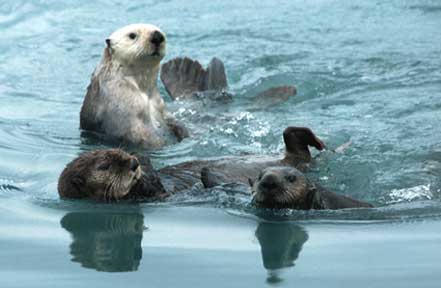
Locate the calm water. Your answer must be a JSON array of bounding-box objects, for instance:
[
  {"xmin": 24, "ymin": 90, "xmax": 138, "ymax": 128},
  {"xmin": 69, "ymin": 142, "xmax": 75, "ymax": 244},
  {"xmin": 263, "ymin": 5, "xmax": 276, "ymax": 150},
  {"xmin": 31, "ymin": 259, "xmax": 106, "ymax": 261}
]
[{"xmin": 1, "ymin": 0, "xmax": 440, "ymax": 287}]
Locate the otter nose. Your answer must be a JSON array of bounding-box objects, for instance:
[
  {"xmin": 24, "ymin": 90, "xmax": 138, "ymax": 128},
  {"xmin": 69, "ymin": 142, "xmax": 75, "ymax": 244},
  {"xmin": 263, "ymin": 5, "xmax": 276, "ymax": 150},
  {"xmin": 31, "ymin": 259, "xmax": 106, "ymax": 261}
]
[
  {"xmin": 151, "ymin": 31, "xmax": 165, "ymax": 45},
  {"xmin": 260, "ymin": 174, "xmax": 279, "ymax": 190},
  {"xmin": 130, "ymin": 158, "xmax": 140, "ymax": 172}
]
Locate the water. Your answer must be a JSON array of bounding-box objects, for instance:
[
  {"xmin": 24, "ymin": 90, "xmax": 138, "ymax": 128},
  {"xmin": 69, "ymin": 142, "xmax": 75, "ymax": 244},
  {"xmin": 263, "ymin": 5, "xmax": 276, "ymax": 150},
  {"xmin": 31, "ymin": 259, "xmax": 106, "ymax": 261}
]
[{"xmin": 0, "ymin": 0, "xmax": 440, "ymax": 287}]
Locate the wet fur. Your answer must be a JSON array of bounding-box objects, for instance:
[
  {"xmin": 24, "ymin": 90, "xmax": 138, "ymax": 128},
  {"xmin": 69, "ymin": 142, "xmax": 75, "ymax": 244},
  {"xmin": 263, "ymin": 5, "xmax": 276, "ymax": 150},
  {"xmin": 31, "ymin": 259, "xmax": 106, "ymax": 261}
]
[
  {"xmin": 58, "ymin": 149, "xmax": 141, "ymax": 201},
  {"xmin": 80, "ymin": 24, "xmax": 188, "ymax": 148},
  {"xmin": 58, "ymin": 127, "xmax": 372, "ymax": 209},
  {"xmin": 58, "ymin": 127, "xmax": 324, "ymax": 202},
  {"xmin": 251, "ymin": 167, "xmax": 373, "ymax": 210}
]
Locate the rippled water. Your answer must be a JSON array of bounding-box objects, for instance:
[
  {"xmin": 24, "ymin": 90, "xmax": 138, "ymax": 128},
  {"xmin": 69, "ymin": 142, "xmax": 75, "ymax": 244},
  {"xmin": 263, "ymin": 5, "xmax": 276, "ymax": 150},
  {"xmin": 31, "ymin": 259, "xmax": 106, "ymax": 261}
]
[{"xmin": 1, "ymin": 0, "xmax": 440, "ymax": 287}]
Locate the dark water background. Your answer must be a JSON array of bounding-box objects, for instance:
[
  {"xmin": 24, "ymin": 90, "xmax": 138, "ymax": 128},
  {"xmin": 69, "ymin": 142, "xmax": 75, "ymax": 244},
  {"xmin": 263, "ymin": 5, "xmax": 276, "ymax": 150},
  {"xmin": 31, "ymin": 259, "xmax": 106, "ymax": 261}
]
[{"xmin": 0, "ymin": 0, "xmax": 440, "ymax": 287}]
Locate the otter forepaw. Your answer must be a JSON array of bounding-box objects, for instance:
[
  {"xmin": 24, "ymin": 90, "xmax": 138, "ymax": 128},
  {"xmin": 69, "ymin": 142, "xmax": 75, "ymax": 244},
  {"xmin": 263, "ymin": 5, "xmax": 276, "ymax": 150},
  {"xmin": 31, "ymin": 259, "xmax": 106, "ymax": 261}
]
[{"xmin": 165, "ymin": 117, "xmax": 189, "ymax": 141}]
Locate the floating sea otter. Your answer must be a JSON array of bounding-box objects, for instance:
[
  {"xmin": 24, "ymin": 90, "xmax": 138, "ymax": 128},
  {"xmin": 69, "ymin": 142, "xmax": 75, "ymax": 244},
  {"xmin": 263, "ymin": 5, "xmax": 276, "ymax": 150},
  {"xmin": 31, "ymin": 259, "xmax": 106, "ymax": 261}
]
[
  {"xmin": 248, "ymin": 166, "xmax": 373, "ymax": 209},
  {"xmin": 80, "ymin": 24, "xmax": 188, "ymax": 149},
  {"xmin": 80, "ymin": 23, "xmax": 298, "ymax": 149},
  {"xmin": 58, "ymin": 127, "xmax": 373, "ymax": 209}
]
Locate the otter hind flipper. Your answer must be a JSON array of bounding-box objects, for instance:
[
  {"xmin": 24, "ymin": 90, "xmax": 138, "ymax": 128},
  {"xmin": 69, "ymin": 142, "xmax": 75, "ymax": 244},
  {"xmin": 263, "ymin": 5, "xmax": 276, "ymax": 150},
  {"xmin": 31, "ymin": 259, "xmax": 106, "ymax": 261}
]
[
  {"xmin": 160, "ymin": 57, "xmax": 229, "ymax": 100},
  {"xmin": 206, "ymin": 57, "xmax": 228, "ymax": 91},
  {"xmin": 283, "ymin": 127, "xmax": 326, "ymax": 162},
  {"xmin": 160, "ymin": 57, "xmax": 207, "ymax": 100}
]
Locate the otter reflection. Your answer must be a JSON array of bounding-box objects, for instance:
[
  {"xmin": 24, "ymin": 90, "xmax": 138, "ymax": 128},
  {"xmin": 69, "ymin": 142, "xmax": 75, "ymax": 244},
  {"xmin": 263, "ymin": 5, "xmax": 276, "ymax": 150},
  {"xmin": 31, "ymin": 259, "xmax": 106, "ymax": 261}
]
[
  {"xmin": 60, "ymin": 211, "xmax": 145, "ymax": 272},
  {"xmin": 255, "ymin": 222, "xmax": 308, "ymax": 284}
]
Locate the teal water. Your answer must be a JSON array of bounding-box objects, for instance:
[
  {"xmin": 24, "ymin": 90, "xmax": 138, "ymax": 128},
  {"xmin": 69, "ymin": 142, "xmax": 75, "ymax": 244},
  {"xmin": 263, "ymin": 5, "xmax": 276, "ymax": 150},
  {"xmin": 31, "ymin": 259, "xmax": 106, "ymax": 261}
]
[{"xmin": 0, "ymin": 0, "xmax": 440, "ymax": 287}]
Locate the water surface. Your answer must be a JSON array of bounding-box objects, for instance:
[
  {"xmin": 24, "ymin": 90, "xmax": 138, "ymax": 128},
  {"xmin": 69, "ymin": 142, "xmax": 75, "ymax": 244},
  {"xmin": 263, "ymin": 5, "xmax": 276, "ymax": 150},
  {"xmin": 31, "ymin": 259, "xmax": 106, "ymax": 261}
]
[{"xmin": 0, "ymin": 0, "xmax": 440, "ymax": 287}]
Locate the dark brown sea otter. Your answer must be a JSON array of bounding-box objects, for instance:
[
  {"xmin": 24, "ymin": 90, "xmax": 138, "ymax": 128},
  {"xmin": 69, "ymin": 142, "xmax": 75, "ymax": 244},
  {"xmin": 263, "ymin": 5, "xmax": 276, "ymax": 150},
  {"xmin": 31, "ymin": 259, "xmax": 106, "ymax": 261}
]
[
  {"xmin": 58, "ymin": 127, "xmax": 324, "ymax": 202},
  {"xmin": 58, "ymin": 149, "xmax": 145, "ymax": 201},
  {"xmin": 249, "ymin": 167, "xmax": 373, "ymax": 210},
  {"xmin": 58, "ymin": 126, "xmax": 373, "ymax": 209}
]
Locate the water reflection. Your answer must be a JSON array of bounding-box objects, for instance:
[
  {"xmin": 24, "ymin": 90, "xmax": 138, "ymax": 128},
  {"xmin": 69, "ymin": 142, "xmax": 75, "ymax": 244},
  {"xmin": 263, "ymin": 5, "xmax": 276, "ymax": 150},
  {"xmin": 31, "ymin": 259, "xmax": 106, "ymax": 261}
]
[
  {"xmin": 255, "ymin": 221, "xmax": 308, "ymax": 284},
  {"xmin": 60, "ymin": 210, "xmax": 145, "ymax": 272}
]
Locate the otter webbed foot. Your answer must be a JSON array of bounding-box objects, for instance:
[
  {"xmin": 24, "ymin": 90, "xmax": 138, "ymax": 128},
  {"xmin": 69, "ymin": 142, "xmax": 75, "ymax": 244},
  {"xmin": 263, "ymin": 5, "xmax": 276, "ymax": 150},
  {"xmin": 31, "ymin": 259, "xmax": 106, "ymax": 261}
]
[
  {"xmin": 283, "ymin": 127, "xmax": 326, "ymax": 163},
  {"xmin": 160, "ymin": 57, "xmax": 228, "ymax": 100}
]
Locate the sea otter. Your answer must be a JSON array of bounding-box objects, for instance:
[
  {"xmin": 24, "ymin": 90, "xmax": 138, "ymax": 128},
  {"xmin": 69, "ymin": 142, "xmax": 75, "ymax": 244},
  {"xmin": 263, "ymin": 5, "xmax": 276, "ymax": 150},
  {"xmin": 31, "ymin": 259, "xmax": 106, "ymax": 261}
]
[
  {"xmin": 58, "ymin": 149, "xmax": 144, "ymax": 201},
  {"xmin": 80, "ymin": 24, "xmax": 188, "ymax": 149},
  {"xmin": 58, "ymin": 127, "xmax": 324, "ymax": 202},
  {"xmin": 249, "ymin": 166, "xmax": 373, "ymax": 209},
  {"xmin": 58, "ymin": 127, "xmax": 372, "ymax": 209}
]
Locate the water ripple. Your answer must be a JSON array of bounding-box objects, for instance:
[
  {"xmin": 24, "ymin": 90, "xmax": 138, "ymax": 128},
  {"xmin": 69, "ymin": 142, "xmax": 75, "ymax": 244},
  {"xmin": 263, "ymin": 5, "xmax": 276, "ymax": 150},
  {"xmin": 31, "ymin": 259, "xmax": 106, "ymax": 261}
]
[{"xmin": 0, "ymin": 0, "xmax": 440, "ymax": 220}]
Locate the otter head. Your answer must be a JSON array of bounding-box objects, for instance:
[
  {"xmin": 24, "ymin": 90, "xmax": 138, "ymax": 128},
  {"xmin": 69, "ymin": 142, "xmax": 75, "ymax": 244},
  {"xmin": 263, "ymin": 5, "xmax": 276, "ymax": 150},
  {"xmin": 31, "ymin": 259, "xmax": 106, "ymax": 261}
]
[
  {"xmin": 250, "ymin": 167, "xmax": 311, "ymax": 209},
  {"xmin": 105, "ymin": 23, "xmax": 166, "ymax": 66},
  {"xmin": 58, "ymin": 149, "xmax": 142, "ymax": 201}
]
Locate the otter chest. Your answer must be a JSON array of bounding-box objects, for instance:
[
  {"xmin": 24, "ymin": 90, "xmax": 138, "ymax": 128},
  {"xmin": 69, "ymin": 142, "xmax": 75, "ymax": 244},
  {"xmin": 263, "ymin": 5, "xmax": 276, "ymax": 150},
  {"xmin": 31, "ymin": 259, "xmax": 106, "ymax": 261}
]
[{"xmin": 136, "ymin": 92, "xmax": 164, "ymax": 128}]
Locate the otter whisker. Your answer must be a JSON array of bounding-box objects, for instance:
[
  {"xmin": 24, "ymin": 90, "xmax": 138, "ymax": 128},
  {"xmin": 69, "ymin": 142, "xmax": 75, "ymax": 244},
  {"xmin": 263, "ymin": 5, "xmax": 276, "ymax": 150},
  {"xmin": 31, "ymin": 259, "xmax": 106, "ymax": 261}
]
[
  {"xmin": 136, "ymin": 49, "xmax": 147, "ymax": 59},
  {"xmin": 104, "ymin": 180, "xmax": 112, "ymax": 202},
  {"xmin": 113, "ymin": 173, "xmax": 123, "ymax": 202},
  {"xmin": 110, "ymin": 175, "xmax": 118, "ymax": 201},
  {"xmin": 108, "ymin": 175, "xmax": 117, "ymax": 202},
  {"xmin": 106, "ymin": 174, "xmax": 118, "ymax": 202}
]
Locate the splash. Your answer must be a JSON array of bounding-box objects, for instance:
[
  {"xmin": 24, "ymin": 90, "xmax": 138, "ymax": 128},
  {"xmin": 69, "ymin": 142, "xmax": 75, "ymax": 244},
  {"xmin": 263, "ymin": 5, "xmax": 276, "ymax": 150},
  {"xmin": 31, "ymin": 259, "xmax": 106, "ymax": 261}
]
[{"xmin": 387, "ymin": 184, "xmax": 433, "ymax": 204}]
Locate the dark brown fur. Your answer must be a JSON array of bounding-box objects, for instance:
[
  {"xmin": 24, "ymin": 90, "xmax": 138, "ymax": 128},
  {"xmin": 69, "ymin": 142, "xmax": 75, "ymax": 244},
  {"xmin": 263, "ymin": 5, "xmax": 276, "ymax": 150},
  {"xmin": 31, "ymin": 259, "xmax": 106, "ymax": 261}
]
[
  {"xmin": 58, "ymin": 149, "xmax": 143, "ymax": 201},
  {"xmin": 58, "ymin": 127, "xmax": 325, "ymax": 202},
  {"xmin": 157, "ymin": 127, "xmax": 325, "ymax": 193},
  {"xmin": 251, "ymin": 167, "xmax": 373, "ymax": 210}
]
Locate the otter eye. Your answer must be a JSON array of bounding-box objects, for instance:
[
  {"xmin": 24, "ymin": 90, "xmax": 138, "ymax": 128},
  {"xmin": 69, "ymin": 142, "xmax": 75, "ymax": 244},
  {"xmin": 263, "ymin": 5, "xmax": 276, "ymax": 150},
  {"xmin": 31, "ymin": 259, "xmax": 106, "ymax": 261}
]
[
  {"xmin": 286, "ymin": 175, "xmax": 297, "ymax": 183},
  {"xmin": 97, "ymin": 162, "xmax": 112, "ymax": 171},
  {"xmin": 128, "ymin": 33, "xmax": 137, "ymax": 40}
]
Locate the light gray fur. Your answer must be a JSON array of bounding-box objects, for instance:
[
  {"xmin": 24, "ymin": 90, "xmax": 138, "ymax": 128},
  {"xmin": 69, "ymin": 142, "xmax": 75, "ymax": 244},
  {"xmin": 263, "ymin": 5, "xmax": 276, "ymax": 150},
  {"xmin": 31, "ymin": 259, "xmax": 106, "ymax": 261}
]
[{"xmin": 80, "ymin": 24, "xmax": 188, "ymax": 149}]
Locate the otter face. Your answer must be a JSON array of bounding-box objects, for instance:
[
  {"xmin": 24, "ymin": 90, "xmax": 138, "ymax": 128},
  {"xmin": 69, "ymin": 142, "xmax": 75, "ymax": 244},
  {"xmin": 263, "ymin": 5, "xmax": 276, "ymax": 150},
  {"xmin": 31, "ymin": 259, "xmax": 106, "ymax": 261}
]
[
  {"xmin": 106, "ymin": 23, "xmax": 166, "ymax": 65},
  {"xmin": 58, "ymin": 149, "xmax": 142, "ymax": 201},
  {"xmin": 251, "ymin": 167, "xmax": 310, "ymax": 209}
]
